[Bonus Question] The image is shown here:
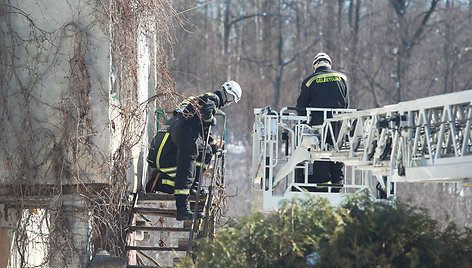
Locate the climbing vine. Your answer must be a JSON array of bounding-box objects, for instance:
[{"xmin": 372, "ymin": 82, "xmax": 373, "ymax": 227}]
[{"xmin": 0, "ymin": 0, "xmax": 177, "ymax": 266}]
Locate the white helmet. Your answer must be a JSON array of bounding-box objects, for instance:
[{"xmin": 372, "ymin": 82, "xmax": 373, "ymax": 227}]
[
  {"xmin": 221, "ymin": 80, "xmax": 242, "ymax": 103},
  {"xmin": 312, "ymin": 52, "xmax": 332, "ymax": 69}
]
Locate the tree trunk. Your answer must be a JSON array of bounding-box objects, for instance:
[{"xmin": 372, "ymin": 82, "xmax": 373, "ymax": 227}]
[
  {"xmin": 348, "ymin": 0, "xmax": 361, "ymax": 106},
  {"xmin": 391, "ymin": 0, "xmax": 439, "ymax": 102},
  {"xmin": 274, "ymin": 0, "xmax": 284, "ymax": 109},
  {"xmin": 223, "ymin": 0, "xmax": 232, "ymax": 80}
]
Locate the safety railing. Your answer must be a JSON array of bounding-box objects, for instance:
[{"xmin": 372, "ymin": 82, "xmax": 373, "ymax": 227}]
[
  {"xmin": 253, "ymin": 106, "xmax": 376, "ymax": 211},
  {"xmin": 253, "ymin": 90, "xmax": 472, "ymax": 210}
]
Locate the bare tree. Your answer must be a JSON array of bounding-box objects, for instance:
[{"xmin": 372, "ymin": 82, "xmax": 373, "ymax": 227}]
[
  {"xmin": 168, "ymin": 0, "xmax": 472, "ymax": 224},
  {"xmin": 391, "ymin": 0, "xmax": 439, "ymax": 102}
]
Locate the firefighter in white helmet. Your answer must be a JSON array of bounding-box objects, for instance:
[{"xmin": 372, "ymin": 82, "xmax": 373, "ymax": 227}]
[
  {"xmin": 147, "ymin": 81, "xmax": 242, "ymax": 220},
  {"xmin": 296, "ymin": 52, "xmax": 349, "ymax": 192}
]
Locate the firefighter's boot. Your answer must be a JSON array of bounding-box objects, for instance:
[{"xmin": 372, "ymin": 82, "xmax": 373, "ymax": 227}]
[
  {"xmin": 175, "ymin": 194, "xmax": 204, "ymax": 221},
  {"xmin": 190, "ymin": 179, "xmax": 208, "ymax": 195},
  {"xmin": 331, "ymin": 175, "xmax": 344, "ymax": 193}
]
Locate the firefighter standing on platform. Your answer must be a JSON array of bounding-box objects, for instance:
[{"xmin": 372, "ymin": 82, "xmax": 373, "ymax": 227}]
[
  {"xmin": 147, "ymin": 81, "xmax": 242, "ymax": 221},
  {"xmin": 296, "ymin": 52, "xmax": 349, "ymax": 190}
]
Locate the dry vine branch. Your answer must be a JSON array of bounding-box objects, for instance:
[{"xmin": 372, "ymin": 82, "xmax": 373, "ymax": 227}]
[
  {"xmin": 1, "ymin": 0, "xmax": 233, "ymax": 265},
  {"xmin": 1, "ymin": 0, "xmax": 177, "ymax": 265}
]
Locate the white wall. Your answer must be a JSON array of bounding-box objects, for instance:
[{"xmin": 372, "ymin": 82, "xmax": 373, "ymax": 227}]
[{"xmin": 1, "ymin": 0, "xmax": 111, "ymax": 185}]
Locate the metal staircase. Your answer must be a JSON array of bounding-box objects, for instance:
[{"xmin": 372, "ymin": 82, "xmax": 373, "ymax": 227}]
[
  {"xmin": 125, "ymin": 192, "xmax": 211, "ymax": 267},
  {"xmin": 253, "ymin": 90, "xmax": 472, "ymax": 210},
  {"xmin": 125, "ymin": 111, "xmax": 228, "ymax": 267}
]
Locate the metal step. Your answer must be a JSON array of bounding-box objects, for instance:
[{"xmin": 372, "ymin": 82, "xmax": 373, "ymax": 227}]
[
  {"xmin": 127, "ymin": 266, "xmax": 172, "ymax": 268},
  {"xmin": 137, "ymin": 192, "xmax": 207, "ymax": 202},
  {"xmin": 177, "ymin": 238, "xmax": 188, "ymax": 250},
  {"xmin": 173, "ymin": 256, "xmax": 186, "ymax": 266},
  {"xmin": 133, "ymin": 207, "xmax": 204, "ymax": 218},
  {"xmin": 128, "ymin": 226, "xmax": 190, "ymax": 232},
  {"xmin": 127, "ymin": 266, "xmax": 161, "ymax": 268},
  {"xmin": 133, "ymin": 207, "xmax": 177, "ymax": 217},
  {"xmin": 125, "ymin": 245, "xmax": 185, "ymax": 251}
]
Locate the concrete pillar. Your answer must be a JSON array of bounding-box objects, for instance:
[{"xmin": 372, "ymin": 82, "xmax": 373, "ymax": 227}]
[
  {"xmin": 49, "ymin": 194, "xmax": 91, "ymax": 268},
  {"xmin": 0, "ymin": 205, "xmax": 17, "ymax": 268}
]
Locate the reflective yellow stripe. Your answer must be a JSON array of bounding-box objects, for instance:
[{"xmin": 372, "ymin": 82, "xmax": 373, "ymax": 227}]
[
  {"xmin": 156, "ymin": 133, "xmax": 170, "ymax": 170},
  {"xmin": 167, "ymin": 173, "xmax": 176, "ymax": 177},
  {"xmin": 204, "ymin": 115, "xmax": 214, "ymax": 123},
  {"xmin": 162, "ymin": 179, "xmax": 175, "ymax": 186},
  {"xmin": 196, "ymin": 162, "xmax": 208, "ymax": 169},
  {"xmin": 174, "ymin": 189, "xmax": 190, "ymax": 195},
  {"xmin": 305, "ymin": 73, "xmax": 346, "ymax": 87},
  {"xmin": 160, "ymin": 166, "xmax": 177, "ymax": 172},
  {"xmin": 181, "ymin": 96, "xmax": 195, "ymax": 105}
]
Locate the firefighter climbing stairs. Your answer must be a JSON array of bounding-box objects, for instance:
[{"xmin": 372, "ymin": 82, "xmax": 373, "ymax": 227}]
[
  {"xmin": 125, "ymin": 111, "xmax": 227, "ymax": 267},
  {"xmin": 125, "ymin": 192, "xmax": 213, "ymax": 267},
  {"xmin": 253, "ymin": 89, "xmax": 472, "ymax": 210}
]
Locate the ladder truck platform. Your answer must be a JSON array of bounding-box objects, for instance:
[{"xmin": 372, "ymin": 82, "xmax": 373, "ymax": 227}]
[{"xmin": 252, "ymin": 90, "xmax": 472, "ymax": 210}]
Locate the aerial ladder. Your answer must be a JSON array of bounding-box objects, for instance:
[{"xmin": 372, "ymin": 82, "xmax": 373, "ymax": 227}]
[{"xmin": 253, "ymin": 90, "xmax": 472, "ymax": 210}]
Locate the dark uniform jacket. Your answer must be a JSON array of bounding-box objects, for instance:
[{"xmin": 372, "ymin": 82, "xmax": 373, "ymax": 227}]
[
  {"xmin": 296, "ymin": 66, "xmax": 349, "ymax": 185},
  {"xmin": 147, "ymin": 92, "xmax": 224, "ymax": 194},
  {"xmin": 296, "ymin": 66, "xmax": 349, "ymax": 125}
]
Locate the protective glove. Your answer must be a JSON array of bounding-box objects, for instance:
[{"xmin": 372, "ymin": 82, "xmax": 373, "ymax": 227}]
[
  {"xmin": 210, "ymin": 140, "xmax": 218, "ymax": 154},
  {"xmin": 210, "ymin": 117, "xmax": 217, "ymax": 126},
  {"xmin": 204, "ymin": 117, "xmax": 217, "ymax": 126}
]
